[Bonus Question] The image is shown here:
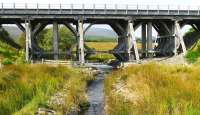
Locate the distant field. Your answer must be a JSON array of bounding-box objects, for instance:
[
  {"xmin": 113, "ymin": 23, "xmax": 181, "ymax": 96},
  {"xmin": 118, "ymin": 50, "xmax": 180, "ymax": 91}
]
[
  {"xmin": 86, "ymin": 42, "xmax": 117, "ymax": 51},
  {"xmin": 86, "ymin": 42, "xmax": 142, "ymax": 51},
  {"xmin": 85, "ymin": 36, "xmax": 116, "ymax": 42}
]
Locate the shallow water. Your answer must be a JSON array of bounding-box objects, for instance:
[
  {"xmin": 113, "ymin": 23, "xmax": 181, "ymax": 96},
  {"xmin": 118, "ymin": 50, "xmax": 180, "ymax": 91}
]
[{"xmin": 83, "ymin": 63, "xmax": 112, "ymax": 115}]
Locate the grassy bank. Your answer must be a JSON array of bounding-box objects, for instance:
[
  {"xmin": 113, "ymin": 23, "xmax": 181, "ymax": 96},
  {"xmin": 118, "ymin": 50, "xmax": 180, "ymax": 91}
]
[
  {"xmin": 0, "ymin": 64, "xmax": 94, "ymax": 114},
  {"xmin": 105, "ymin": 63, "xmax": 200, "ymax": 115}
]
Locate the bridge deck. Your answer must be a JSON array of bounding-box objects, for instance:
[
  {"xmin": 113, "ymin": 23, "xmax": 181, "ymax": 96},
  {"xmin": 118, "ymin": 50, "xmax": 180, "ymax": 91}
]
[{"xmin": 0, "ymin": 4, "xmax": 200, "ymax": 19}]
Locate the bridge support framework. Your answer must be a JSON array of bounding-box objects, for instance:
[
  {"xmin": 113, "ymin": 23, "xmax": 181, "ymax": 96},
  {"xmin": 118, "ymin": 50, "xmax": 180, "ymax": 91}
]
[
  {"xmin": 154, "ymin": 20, "xmax": 187, "ymax": 56},
  {"xmin": 141, "ymin": 22, "xmax": 153, "ymax": 58},
  {"xmin": 111, "ymin": 20, "xmax": 140, "ymax": 62},
  {"xmin": 21, "ymin": 18, "xmax": 188, "ymax": 63}
]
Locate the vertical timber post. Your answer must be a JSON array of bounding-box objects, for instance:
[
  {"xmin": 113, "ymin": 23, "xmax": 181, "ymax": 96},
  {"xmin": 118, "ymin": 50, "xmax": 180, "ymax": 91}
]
[
  {"xmin": 173, "ymin": 21, "xmax": 177, "ymax": 56},
  {"xmin": 127, "ymin": 20, "xmax": 139, "ymax": 62},
  {"xmin": 78, "ymin": 19, "xmax": 85, "ymax": 64},
  {"xmin": 147, "ymin": 22, "xmax": 153, "ymax": 57},
  {"xmin": 174, "ymin": 21, "xmax": 186, "ymax": 55},
  {"xmin": 25, "ymin": 20, "xmax": 32, "ymax": 62},
  {"xmin": 75, "ymin": 23, "xmax": 79, "ymax": 60},
  {"xmin": 142, "ymin": 23, "xmax": 147, "ymax": 57},
  {"xmin": 53, "ymin": 21, "xmax": 59, "ymax": 60}
]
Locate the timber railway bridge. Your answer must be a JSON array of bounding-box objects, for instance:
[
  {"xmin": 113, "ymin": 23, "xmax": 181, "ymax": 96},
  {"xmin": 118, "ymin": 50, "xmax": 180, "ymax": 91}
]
[{"xmin": 1, "ymin": 3, "xmax": 200, "ymax": 64}]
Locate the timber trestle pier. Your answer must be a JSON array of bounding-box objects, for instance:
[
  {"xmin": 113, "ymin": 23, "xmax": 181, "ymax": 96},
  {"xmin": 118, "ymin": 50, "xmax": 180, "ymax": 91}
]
[{"xmin": 1, "ymin": 3, "xmax": 200, "ymax": 64}]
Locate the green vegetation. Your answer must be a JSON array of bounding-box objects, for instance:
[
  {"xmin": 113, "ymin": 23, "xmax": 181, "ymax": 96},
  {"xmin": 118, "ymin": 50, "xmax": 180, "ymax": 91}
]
[
  {"xmin": 87, "ymin": 54, "xmax": 115, "ymax": 62},
  {"xmin": 105, "ymin": 63, "xmax": 200, "ymax": 115},
  {"xmin": 0, "ymin": 40, "xmax": 25, "ymax": 65},
  {"xmin": 185, "ymin": 28, "xmax": 200, "ymax": 63},
  {"xmin": 0, "ymin": 64, "xmax": 94, "ymax": 114},
  {"xmin": 186, "ymin": 40, "xmax": 200, "ymax": 63},
  {"xmin": 85, "ymin": 36, "xmax": 116, "ymax": 42},
  {"xmin": 0, "ymin": 27, "xmax": 24, "ymax": 65}
]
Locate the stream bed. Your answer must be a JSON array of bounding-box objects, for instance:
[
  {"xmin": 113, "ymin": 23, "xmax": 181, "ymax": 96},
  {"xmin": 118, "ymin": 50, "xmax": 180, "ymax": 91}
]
[{"xmin": 83, "ymin": 63, "xmax": 113, "ymax": 115}]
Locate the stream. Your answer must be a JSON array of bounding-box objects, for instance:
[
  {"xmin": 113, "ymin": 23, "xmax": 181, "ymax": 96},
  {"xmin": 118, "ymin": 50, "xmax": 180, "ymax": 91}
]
[{"xmin": 83, "ymin": 63, "xmax": 113, "ymax": 115}]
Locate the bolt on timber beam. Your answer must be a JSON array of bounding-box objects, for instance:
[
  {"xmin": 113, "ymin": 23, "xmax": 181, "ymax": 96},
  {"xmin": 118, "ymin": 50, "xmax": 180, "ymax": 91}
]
[{"xmin": 78, "ymin": 19, "xmax": 85, "ymax": 64}]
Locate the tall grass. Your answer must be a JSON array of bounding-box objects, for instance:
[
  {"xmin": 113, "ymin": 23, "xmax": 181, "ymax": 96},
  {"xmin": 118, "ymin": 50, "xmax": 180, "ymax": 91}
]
[
  {"xmin": 0, "ymin": 64, "xmax": 93, "ymax": 114},
  {"xmin": 105, "ymin": 63, "xmax": 200, "ymax": 115}
]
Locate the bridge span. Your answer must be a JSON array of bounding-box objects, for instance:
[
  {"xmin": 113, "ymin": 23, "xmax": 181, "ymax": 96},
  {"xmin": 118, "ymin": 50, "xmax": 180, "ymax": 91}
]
[{"xmin": 1, "ymin": 3, "xmax": 200, "ymax": 64}]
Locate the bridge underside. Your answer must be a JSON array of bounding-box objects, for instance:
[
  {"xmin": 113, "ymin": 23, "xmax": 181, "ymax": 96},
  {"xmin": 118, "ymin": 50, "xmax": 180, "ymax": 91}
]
[{"xmin": 1, "ymin": 17, "xmax": 200, "ymax": 64}]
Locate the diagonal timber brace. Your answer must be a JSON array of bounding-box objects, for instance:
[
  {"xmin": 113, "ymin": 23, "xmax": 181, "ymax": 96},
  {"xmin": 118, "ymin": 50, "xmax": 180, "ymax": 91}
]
[{"xmin": 174, "ymin": 21, "xmax": 186, "ymax": 55}]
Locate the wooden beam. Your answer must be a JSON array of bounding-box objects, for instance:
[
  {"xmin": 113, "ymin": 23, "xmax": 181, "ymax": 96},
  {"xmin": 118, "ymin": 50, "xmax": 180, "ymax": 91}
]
[
  {"xmin": 175, "ymin": 21, "xmax": 186, "ymax": 55},
  {"xmin": 53, "ymin": 21, "xmax": 59, "ymax": 60},
  {"xmin": 127, "ymin": 20, "xmax": 139, "ymax": 61},
  {"xmin": 32, "ymin": 22, "xmax": 48, "ymax": 36},
  {"xmin": 142, "ymin": 23, "xmax": 147, "ymax": 57},
  {"xmin": 78, "ymin": 19, "xmax": 85, "ymax": 64},
  {"xmin": 63, "ymin": 21, "xmax": 77, "ymax": 37},
  {"xmin": 25, "ymin": 21, "xmax": 32, "ymax": 62},
  {"xmin": 15, "ymin": 22, "xmax": 25, "ymax": 33},
  {"xmin": 147, "ymin": 22, "xmax": 153, "ymax": 56},
  {"xmin": 160, "ymin": 21, "xmax": 171, "ymax": 34}
]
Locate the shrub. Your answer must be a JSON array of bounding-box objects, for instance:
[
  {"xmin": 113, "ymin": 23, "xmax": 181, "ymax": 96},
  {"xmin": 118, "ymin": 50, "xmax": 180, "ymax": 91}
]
[{"xmin": 1, "ymin": 58, "xmax": 13, "ymax": 65}]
